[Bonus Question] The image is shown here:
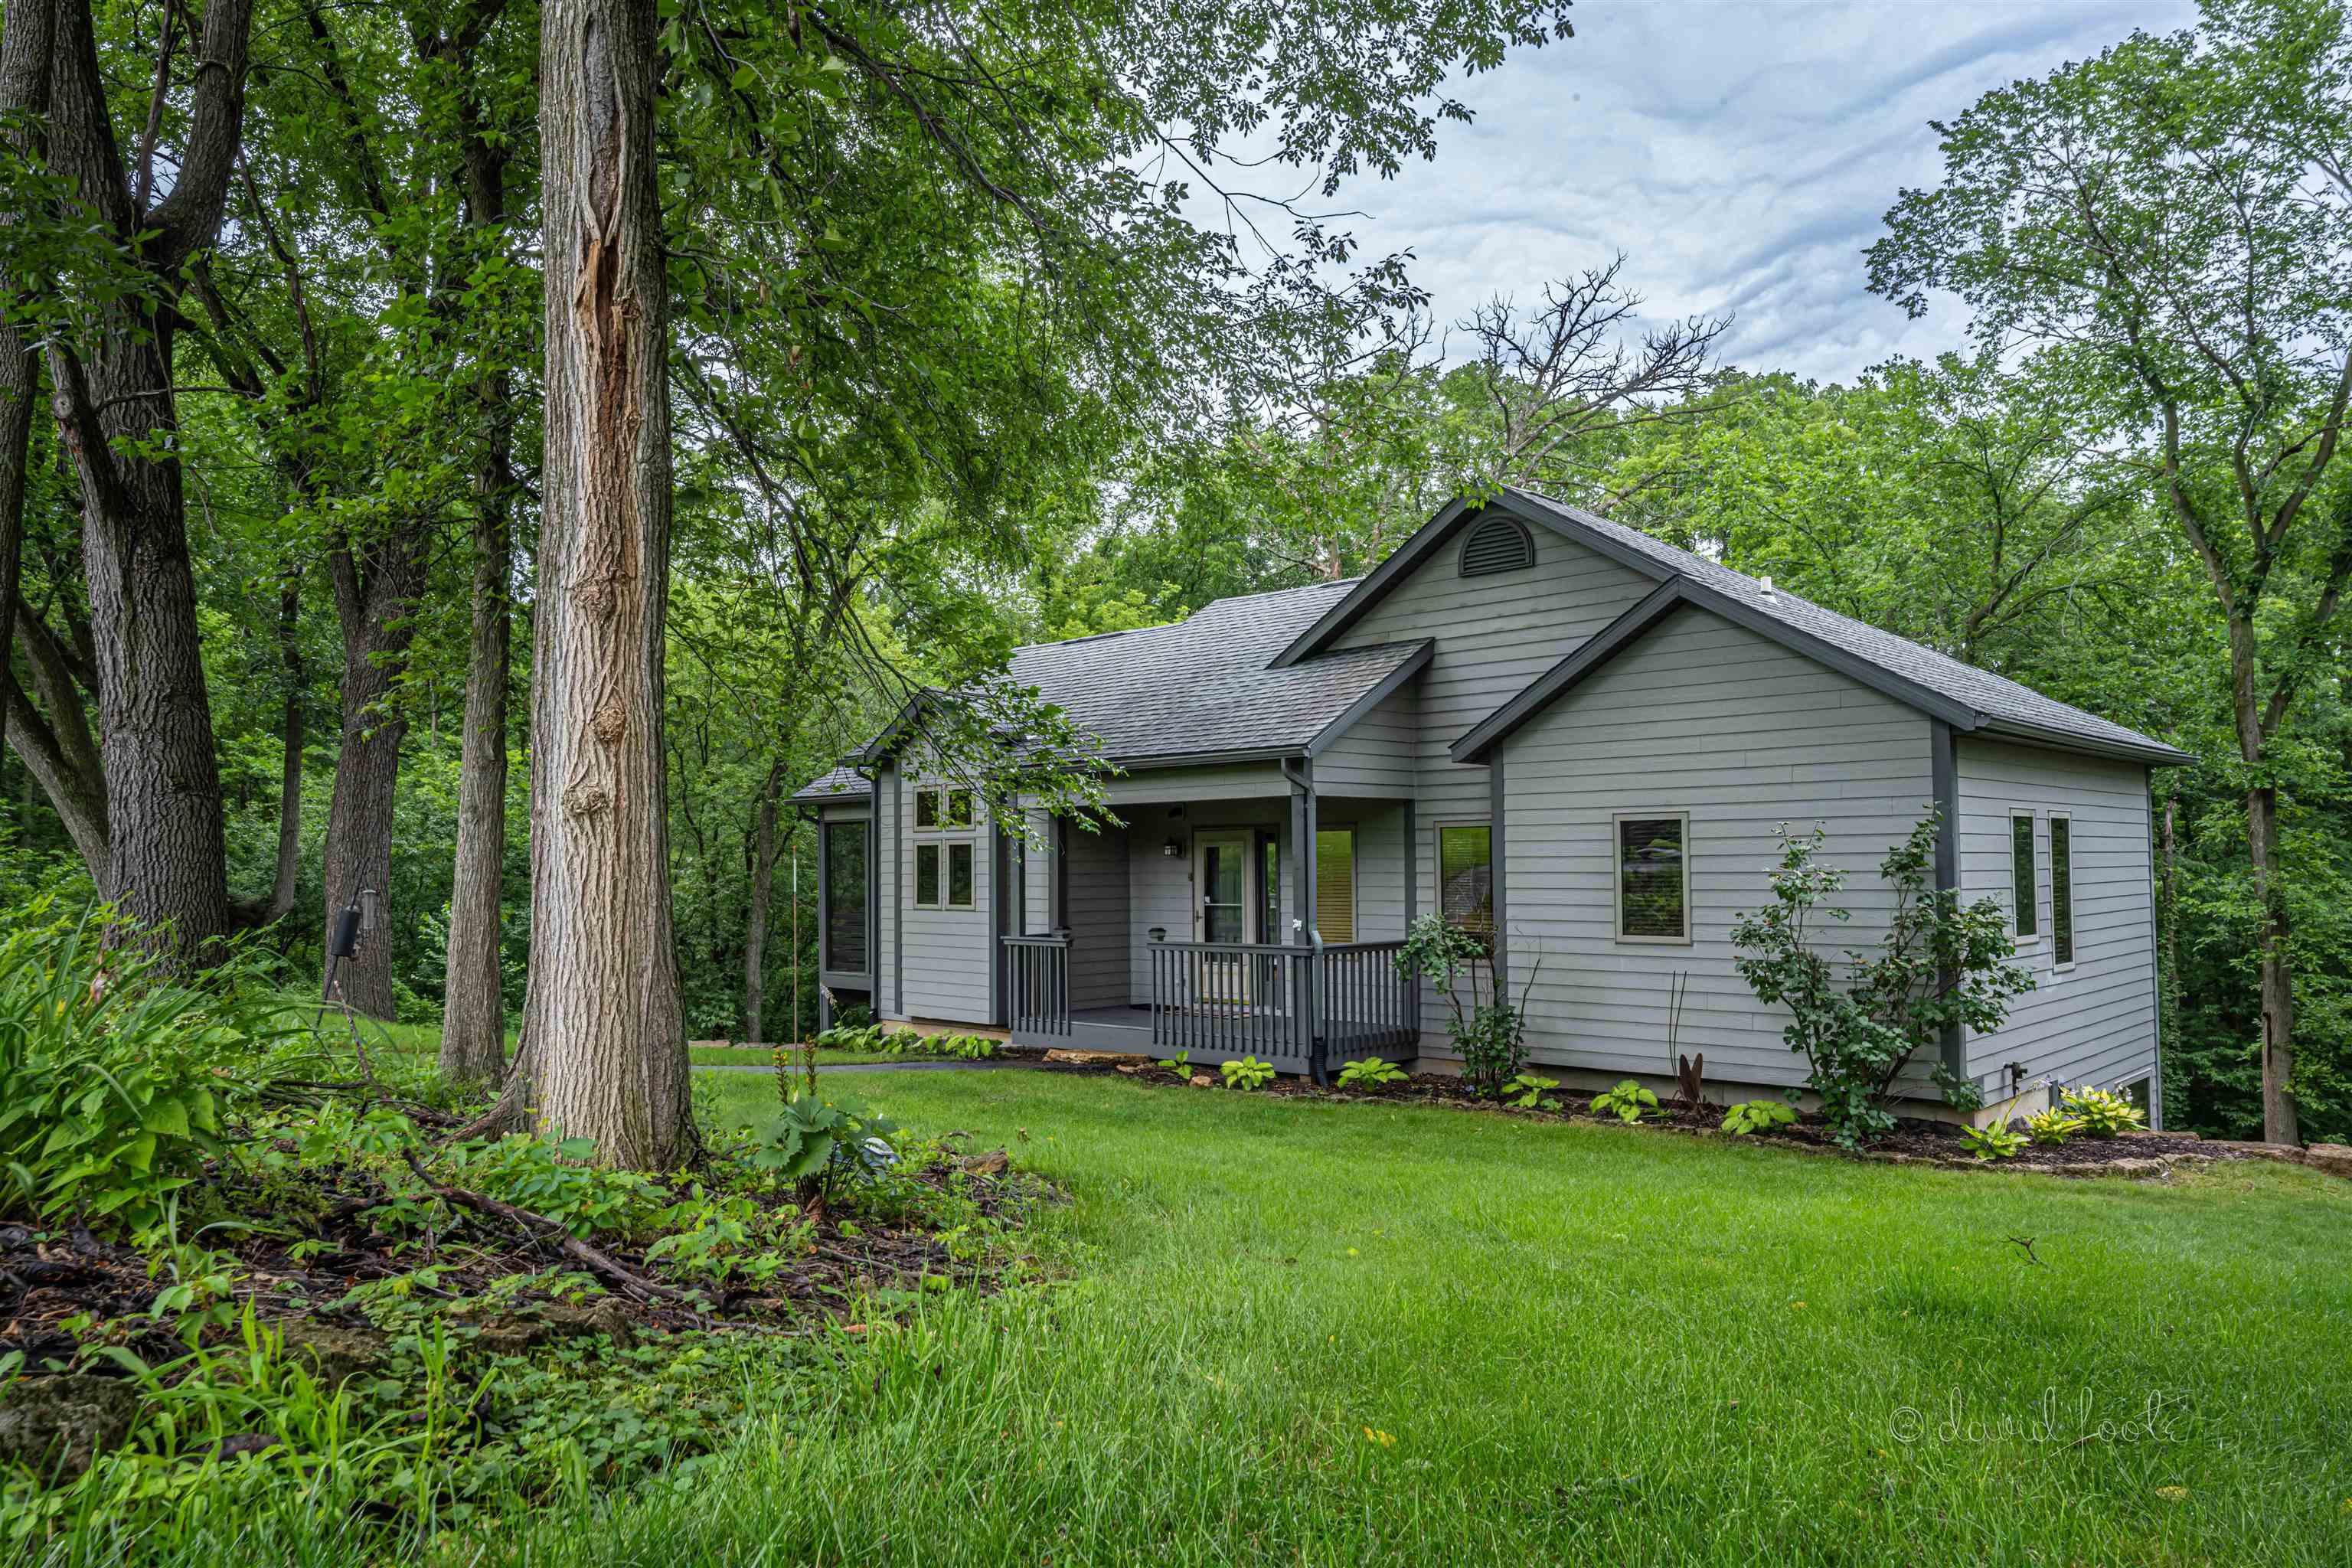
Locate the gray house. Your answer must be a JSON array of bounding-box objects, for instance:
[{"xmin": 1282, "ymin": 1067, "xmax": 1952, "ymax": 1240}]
[{"xmin": 795, "ymin": 489, "xmax": 2190, "ymax": 1123}]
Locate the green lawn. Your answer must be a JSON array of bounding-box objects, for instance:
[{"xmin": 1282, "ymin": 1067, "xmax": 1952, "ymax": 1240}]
[
  {"xmin": 498, "ymin": 1070, "xmax": 2350, "ymax": 1566},
  {"xmin": 356, "ymin": 1024, "xmax": 904, "ymax": 1069}
]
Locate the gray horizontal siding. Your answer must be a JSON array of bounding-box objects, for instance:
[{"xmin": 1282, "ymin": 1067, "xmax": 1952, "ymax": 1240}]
[
  {"xmin": 1955, "ymin": 738, "xmax": 2156, "ymax": 1102},
  {"xmin": 1497, "ymin": 610, "xmax": 1936, "ymax": 1092},
  {"xmin": 1067, "ymin": 822, "xmax": 1131, "ymax": 1011},
  {"xmin": 895, "ymin": 758, "xmax": 994, "ymax": 1026},
  {"xmin": 1330, "ymin": 530, "xmax": 1655, "ymax": 828},
  {"xmin": 1098, "ymin": 761, "xmax": 1289, "ymax": 805},
  {"xmin": 1315, "ymin": 682, "xmax": 1417, "ymax": 796}
]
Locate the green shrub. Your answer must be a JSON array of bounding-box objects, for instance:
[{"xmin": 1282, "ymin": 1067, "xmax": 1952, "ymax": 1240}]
[
  {"xmin": 1589, "ymin": 1080, "xmax": 1660, "ymax": 1124},
  {"xmin": 1721, "ymin": 1099, "xmax": 1798, "ymax": 1136},
  {"xmin": 1219, "ymin": 1056, "xmax": 1275, "ymax": 1091},
  {"xmin": 1156, "ymin": 1049, "xmax": 1194, "ymax": 1081},
  {"xmin": 2059, "ymin": 1085, "xmax": 2147, "ymax": 1137},
  {"xmin": 1336, "ymin": 1057, "xmax": 1406, "ymax": 1090},
  {"xmin": 1393, "ymin": 914, "xmax": 1531, "ymax": 1098},
  {"xmin": 0, "ymin": 900, "xmax": 312, "ymax": 1231},
  {"xmin": 1731, "ymin": 812, "xmax": 2033, "ymax": 1149}
]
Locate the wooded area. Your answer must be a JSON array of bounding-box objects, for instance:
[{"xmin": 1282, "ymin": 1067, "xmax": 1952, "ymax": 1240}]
[{"xmin": 0, "ymin": 0, "xmax": 2346, "ymax": 1160}]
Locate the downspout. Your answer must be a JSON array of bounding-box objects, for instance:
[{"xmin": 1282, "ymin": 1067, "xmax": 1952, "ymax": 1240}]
[{"xmin": 1281, "ymin": 756, "xmax": 1327, "ymax": 1084}]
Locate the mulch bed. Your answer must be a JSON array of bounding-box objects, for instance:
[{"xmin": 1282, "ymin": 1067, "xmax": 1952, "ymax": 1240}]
[
  {"xmin": 1015, "ymin": 1050, "xmax": 2278, "ymax": 1178},
  {"xmin": 0, "ymin": 1144, "xmax": 1048, "ymax": 1376}
]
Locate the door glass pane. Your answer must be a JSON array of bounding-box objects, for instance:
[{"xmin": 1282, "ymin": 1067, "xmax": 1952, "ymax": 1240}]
[
  {"xmin": 1202, "ymin": 843, "xmax": 1245, "ymax": 944},
  {"xmin": 1315, "ymin": 829, "xmax": 1356, "ymax": 943}
]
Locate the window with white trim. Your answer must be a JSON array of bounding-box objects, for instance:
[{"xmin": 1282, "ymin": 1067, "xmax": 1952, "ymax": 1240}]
[
  {"xmin": 2050, "ymin": 812, "xmax": 2074, "ymax": 968},
  {"xmin": 1436, "ymin": 822, "xmax": 1493, "ymax": 948},
  {"xmin": 1615, "ymin": 812, "xmax": 1690, "ymax": 942},
  {"xmin": 1315, "ymin": 828, "xmax": 1357, "ymax": 944},
  {"xmin": 2010, "ymin": 812, "xmax": 2040, "ymax": 940},
  {"xmin": 946, "ymin": 841, "xmax": 975, "ymax": 910},
  {"xmin": 914, "ymin": 841, "xmax": 942, "ymax": 908}
]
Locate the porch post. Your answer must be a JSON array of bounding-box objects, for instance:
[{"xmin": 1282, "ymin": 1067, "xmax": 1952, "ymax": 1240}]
[
  {"xmin": 1287, "ymin": 757, "xmax": 1325, "ymax": 1083},
  {"xmin": 1402, "ymin": 799, "xmax": 1417, "ymax": 929}
]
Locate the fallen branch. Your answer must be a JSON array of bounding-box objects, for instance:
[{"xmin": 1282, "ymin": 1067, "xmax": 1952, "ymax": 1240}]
[{"xmin": 400, "ymin": 1149, "xmax": 694, "ymax": 1305}]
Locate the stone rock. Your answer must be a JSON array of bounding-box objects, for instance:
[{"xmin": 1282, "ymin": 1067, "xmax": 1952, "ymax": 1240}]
[
  {"xmin": 1043, "ymin": 1049, "xmax": 1142, "ymax": 1066},
  {"xmin": 459, "ymin": 1297, "xmax": 640, "ymax": 1358},
  {"xmin": 2205, "ymin": 1140, "xmax": 2306, "ymax": 1163},
  {"xmin": 2304, "ymin": 1143, "xmax": 2352, "ymax": 1181},
  {"xmin": 2105, "ymin": 1158, "xmax": 2167, "ymax": 1178},
  {"xmin": 691, "ymin": 1038, "xmax": 733, "ymax": 1050},
  {"xmin": 0, "ymin": 1372, "xmax": 138, "ymax": 1478},
  {"xmin": 1190, "ymin": 1074, "xmax": 1214, "ymax": 1088},
  {"xmin": 276, "ymin": 1319, "xmax": 394, "ymax": 1386}
]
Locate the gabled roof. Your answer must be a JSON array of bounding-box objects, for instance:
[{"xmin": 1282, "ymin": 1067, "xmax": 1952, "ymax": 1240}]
[
  {"xmin": 1287, "ymin": 488, "xmax": 2192, "ymax": 768},
  {"xmin": 791, "ymin": 764, "xmax": 871, "ymax": 805},
  {"xmin": 790, "ymin": 580, "xmax": 1432, "ymax": 801}
]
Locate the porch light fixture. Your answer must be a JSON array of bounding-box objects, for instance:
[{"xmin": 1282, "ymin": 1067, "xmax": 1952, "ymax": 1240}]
[{"xmin": 1162, "ymin": 838, "xmax": 1183, "ymax": 857}]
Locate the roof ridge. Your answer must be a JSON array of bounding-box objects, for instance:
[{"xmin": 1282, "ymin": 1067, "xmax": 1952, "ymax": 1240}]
[{"xmin": 1009, "ymin": 575, "xmax": 1364, "ymax": 658}]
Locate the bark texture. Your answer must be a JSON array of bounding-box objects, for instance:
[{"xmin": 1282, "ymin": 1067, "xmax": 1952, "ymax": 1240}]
[
  {"xmin": 439, "ymin": 54, "xmax": 520, "ymax": 1087},
  {"xmin": 269, "ymin": 570, "xmax": 305, "ymax": 920},
  {"xmin": 322, "ymin": 528, "xmax": 426, "ymax": 1018},
  {"xmin": 507, "ymin": 0, "xmax": 691, "ymax": 1167},
  {"xmin": 41, "ymin": 0, "xmax": 256, "ymax": 959},
  {"xmin": 0, "ymin": 0, "xmax": 54, "ymax": 717}
]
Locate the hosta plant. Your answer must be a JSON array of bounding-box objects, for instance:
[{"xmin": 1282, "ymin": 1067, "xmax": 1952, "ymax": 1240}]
[
  {"xmin": 1337, "ymin": 1057, "xmax": 1406, "ymax": 1090},
  {"xmin": 2059, "ymin": 1085, "xmax": 2147, "ymax": 1137},
  {"xmin": 1721, "ymin": 1099, "xmax": 1798, "ymax": 1136},
  {"xmin": 2024, "ymin": 1109, "xmax": 2084, "ymax": 1146},
  {"xmin": 1220, "ymin": 1056, "xmax": 1276, "ymax": 1091},
  {"xmin": 1504, "ymin": 1072, "xmax": 1560, "ymax": 1109},
  {"xmin": 1589, "ymin": 1079, "xmax": 1660, "ymax": 1124}
]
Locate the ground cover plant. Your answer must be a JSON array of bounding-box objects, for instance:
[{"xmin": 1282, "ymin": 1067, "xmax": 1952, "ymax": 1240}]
[
  {"xmin": 303, "ymin": 1069, "xmax": 2347, "ymax": 1568},
  {"xmin": 0, "ymin": 910, "xmax": 1044, "ymax": 1559}
]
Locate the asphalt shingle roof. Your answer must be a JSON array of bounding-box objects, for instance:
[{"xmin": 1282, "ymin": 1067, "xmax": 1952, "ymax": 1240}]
[
  {"xmin": 789, "ymin": 580, "xmax": 1426, "ymax": 802},
  {"xmin": 1502, "ymin": 489, "xmax": 2190, "ymax": 762}
]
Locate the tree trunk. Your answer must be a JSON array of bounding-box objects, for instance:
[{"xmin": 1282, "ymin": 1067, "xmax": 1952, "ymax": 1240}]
[
  {"xmin": 439, "ymin": 76, "xmax": 521, "ymax": 1088},
  {"xmin": 743, "ymin": 763, "xmax": 782, "ymax": 1046},
  {"xmin": 2245, "ymin": 780, "xmax": 2297, "ymax": 1144},
  {"xmin": 41, "ymin": 0, "xmax": 256, "ymax": 962},
  {"xmin": 322, "ymin": 531, "xmax": 426, "ymax": 1018},
  {"xmin": 442, "ymin": 455, "xmax": 514, "ymax": 1083},
  {"xmin": 505, "ymin": 0, "xmax": 691, "ymax": 1168},
  {"xmin": 0, "ymin": 0, "xmax": 55, "ymax": 713},
  {"xmin": 269, "ymin": 568, "xmax": 304, "ymax": 921}
]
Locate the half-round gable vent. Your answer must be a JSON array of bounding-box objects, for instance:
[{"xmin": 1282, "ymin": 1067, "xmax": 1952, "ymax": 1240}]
[{"xmin": 1459, "ymin": 514, "xmax": 1535, "ymax": 577}]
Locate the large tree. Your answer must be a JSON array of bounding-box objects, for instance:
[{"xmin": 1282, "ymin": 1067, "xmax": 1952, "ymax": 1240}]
[
  {"xmin": 1869, "ymin": 0, "xmax": 2352, "ymax": 1143},
  {"xmin": 17, "ymin": 0, "xmax": 260, "ymax": 956}
]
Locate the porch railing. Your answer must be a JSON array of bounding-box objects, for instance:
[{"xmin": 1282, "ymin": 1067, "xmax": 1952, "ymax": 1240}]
[
  {"xmin": 1004, "ymin": 934, "xmax": 1418, "ymax": 1070},
  {"xmin": 1147, "ymin": 941, "xmax": 1315, "ymax": 1060},
  {"xmin": 1318, "ymin": 940, "xmax": 1418, "ymax": 1058},
  {"xmin": 1004, "ymin": 933, "xmax": 1071, "ymax": 1037}
]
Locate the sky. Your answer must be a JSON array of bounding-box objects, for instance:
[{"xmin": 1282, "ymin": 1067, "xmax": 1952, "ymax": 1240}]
[{"xmin": 1299, "ymin": 0, "xmax": 2200, "ymax": 385}]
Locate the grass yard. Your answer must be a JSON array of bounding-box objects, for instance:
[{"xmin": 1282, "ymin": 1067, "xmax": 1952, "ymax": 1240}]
[
  {"xmin": 358, "ymin": 1024, "xmax": 905, "ymax": 1069},
  {"xmin": 472, "ymin": 1069, "xmax": 2351, "ymax": 1567}
]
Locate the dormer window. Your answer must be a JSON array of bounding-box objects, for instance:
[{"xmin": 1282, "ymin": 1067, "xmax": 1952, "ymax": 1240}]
[{"xmin": 1459, "ymin": 514, "xmax": 1535, "ymax": 577}]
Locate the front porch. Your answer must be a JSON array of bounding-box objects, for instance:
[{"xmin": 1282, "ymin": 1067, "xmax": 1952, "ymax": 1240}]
[{"xmin": 1004, "ymin": 939, "xmax": 1419, "ymax": 1073}]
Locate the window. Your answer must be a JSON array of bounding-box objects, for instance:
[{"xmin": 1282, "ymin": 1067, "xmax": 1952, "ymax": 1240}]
[
  {"xmin": 822, "ymin": 819, "xmax": 868, "ymax": 972},
  {"xmin": 2122, "ymin": 1076, "xmax": 2151, "ymax": 1120},
  {"xmin": 946, "ymin": 841, "xmax": 975, "ymax": 910},
  {"xmin": 1459, "ymin": 514, "xmax": 1535, "ymax": 577},
  {"xmin": 914, "ymin": 785, "xmax": 976, "ymax": 831},
  {"xmin": 1615, "ymin": 813, "xmax": 1690, "ymax": 942},
  {"xmin": 945, "ymin": 789, "xmax": 976, "ymax": 829},
  {"xmin": 1315, "ymin": 828, "xmax": 1357, "ymax": 943},
  {"xmin": 914, "ymin": 789, "xmax": 940, "ymax": 831},
  {"xmin": 2010, "ymin": 812, "xmax": 2040, "ymax": 939},
  {"xmin": 1438, "ymin": 824, "xmax": 1494, "ymax": 945},
  {"xmin": 914, "ymin": 842, "xmax": 942, "ymax": 908},
  {"xmin": 1260, "ymin": 835, "xmax": 1282, "ymax": 943},
  {"xmin": 2050, "ymin": 813, "xmax": 2074, "ymax": 967}
]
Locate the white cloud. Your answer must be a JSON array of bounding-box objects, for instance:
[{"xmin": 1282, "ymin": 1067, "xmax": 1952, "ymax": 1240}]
[{"xmin": 1306, "ymin": 0, "xmax": 2198, "ymax": 384}]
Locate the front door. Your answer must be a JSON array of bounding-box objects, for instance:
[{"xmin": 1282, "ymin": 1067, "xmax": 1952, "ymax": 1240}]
[{"xmin": 1194, "ymin": 832, "xmax": 1252, "ymax": 1002}]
